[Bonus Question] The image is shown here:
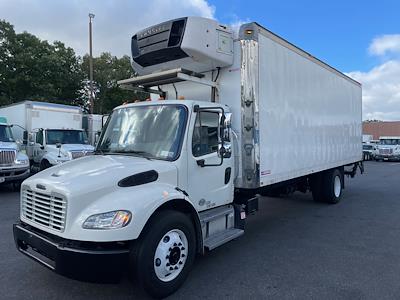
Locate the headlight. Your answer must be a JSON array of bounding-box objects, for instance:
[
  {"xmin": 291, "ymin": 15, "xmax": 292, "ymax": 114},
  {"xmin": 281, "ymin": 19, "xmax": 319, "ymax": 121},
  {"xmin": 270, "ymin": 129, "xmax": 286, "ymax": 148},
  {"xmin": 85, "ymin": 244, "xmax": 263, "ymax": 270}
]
[
  {"xmin": 15, "ymin": 158, "xmax": 29, "ymax": 165},
  {"xmin": 62, "ymin": 151, "xmax": 72, "ymax": 158},
  {"xmin": 82, "ymin": 210, "xmax": 132, "ymax": 229}
]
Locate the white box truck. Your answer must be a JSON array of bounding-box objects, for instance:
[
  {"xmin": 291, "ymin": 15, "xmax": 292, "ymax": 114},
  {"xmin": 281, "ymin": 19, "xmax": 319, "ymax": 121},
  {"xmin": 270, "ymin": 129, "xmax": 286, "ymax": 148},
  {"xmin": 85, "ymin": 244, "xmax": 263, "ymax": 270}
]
[
  {"xmin": 13, "ymin": 17, "xmax": 363, "ymax": 298},
  {"xmin": 0, "ymin": 116, "xmax": 30, "ymax": 186},
  {"xmin": 0, "ymin": 101, "xmax": 95, "ymax": 171}
]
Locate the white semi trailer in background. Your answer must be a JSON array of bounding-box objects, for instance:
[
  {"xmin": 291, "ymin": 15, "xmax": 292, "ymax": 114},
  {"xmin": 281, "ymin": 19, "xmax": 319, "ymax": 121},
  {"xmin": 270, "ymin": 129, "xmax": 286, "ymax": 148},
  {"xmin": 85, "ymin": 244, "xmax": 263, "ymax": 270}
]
[
  {"xmin": 0, "ymin": 116, "xmax": 30, "ymax": 186},
  {"xmin": 0, "ymin": 101, "xmax": 94, "ymax": 171},
  {"xmin": 13, "ymin": 17, "xmax": 363, "ymax": 298},
  {"xmin": 82, "ymin": 114, "xmax": 107, "ymax": 146}
]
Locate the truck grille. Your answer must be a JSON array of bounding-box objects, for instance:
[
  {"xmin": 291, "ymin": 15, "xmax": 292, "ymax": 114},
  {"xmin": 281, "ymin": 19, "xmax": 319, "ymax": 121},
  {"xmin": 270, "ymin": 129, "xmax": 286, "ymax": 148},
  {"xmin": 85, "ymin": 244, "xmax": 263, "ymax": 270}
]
[
  {"xmin": 379, "ymin": 148, "xmax": 393, "ymax": 155},
  {"xmin": 71, "ymin": 151, "xmax": 93, "ymax": 159},
  {"xmin": 21, "ymin": 190, "xmax": 67, "ymax": 232},
  {"xmin": 0, "ymin": 149, "xmax": 16, "ymax": 166}
]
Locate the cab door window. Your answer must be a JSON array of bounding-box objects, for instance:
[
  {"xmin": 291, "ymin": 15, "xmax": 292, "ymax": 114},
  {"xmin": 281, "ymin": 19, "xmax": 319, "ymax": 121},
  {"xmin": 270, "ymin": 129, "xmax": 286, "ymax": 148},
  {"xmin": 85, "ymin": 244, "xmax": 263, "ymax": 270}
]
[
  {"xmin": 192, "ymin": 111, "xmax": 219, "ymax": 157},
  {"xmin": 36, "ymin": 130, "xmax": 43, "ymax": 145}
]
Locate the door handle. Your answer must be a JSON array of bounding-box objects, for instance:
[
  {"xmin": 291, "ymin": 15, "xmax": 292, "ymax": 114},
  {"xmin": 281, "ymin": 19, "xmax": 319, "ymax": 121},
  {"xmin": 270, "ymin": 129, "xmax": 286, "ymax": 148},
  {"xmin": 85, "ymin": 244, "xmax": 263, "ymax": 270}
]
[{"xmin": 196, "ymin": 159, "xmax": 205, "ymax": 167}]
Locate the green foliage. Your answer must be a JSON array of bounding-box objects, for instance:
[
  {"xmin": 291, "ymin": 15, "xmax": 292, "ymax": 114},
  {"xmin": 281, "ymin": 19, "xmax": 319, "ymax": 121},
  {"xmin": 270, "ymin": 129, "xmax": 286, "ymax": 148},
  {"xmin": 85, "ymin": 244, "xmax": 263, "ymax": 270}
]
[
  {"xmin": 0, "ymin": 19, "xmax": 144, "ymax": 112},
  {"xmin": 0, "ymin": 20, "xmax": 84, "ymax": 106},
  {"xmin": 81, "ymin": 53, "xmax": 146, "ymax": 114}
]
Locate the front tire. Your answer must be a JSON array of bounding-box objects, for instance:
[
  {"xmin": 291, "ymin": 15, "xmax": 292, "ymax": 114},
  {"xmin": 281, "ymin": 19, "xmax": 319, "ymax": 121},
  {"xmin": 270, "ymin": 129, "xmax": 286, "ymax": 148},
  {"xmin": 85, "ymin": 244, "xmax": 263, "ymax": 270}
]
[{"xmin": 132, "ymin": 210, "xmax": 196, "ymax": 298}]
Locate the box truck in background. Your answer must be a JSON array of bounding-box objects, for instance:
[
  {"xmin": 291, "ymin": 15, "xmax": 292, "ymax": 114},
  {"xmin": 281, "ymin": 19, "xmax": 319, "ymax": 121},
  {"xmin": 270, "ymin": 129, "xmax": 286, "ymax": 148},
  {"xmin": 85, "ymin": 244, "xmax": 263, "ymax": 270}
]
[
  {"xmin": 0, "ymin": 116, "xmax": 30, "ymax": 186},
  {"xmin": 14, "ymin": 17, "xmax": 363, "ymax": 298},
  {"xmin": 82, "ymin": 114, "xmax": 108, "ymax": 146},
  {"xmin": 0, "ymin": 101, "xmax": 95, "ymax": 171}
]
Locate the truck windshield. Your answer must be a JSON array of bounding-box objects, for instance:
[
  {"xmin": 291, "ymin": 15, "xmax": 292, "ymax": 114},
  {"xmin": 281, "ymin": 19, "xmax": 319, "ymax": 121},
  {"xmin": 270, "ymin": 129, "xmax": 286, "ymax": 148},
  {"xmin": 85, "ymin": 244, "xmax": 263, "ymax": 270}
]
[
  {"xmin": 380, "ymin": 139, "xmax": 400, "ymax": 145},
  {"xmin": 97, "ymin": 104, "xmax": 187, "ymax": 161},
  {"xmin": 46, "ymin": 130, "xmax": 88, "ymax": 145},
  {"xmin": 0, "ymin": 125, "xmax": 14, "ymax": 142}
]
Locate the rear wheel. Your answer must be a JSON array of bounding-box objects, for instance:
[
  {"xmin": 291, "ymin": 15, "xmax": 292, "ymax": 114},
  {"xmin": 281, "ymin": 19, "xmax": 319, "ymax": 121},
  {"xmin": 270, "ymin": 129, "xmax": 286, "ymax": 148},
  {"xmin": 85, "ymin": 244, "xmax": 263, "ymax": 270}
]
[
  {"xmin": 311, "ymin": 168, "xmax": 343, "ymax": 204},
  {"xmin": 132, "ymin": 210, "xmax": 196, "ymax": 298}
]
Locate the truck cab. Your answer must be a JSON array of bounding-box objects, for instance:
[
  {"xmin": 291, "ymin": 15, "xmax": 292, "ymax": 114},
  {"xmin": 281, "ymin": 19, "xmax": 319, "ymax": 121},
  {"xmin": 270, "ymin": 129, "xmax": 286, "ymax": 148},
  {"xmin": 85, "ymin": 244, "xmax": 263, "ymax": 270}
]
[
  {"xmin": 375, "ymin": 136, "xmax": 400, "ymax": 161},
  {"xmin": 0, "ymin": 116, "xmax": 30, "ymax": 185},
  {"xmin": 28, "ymin": 128, "xmax": 94, "ymax": 170}
]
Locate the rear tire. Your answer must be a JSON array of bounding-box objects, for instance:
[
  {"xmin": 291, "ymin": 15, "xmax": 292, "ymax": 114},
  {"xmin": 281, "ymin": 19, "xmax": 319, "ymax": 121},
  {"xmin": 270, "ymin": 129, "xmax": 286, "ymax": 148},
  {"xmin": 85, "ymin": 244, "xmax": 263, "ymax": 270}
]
[
  {"xmin": 311, "ymin": 168, "xmax": 343, "ymax": 204},
  {"xmin": 132, "ymin": 210, "xmax": 196, "ymax": 299}
]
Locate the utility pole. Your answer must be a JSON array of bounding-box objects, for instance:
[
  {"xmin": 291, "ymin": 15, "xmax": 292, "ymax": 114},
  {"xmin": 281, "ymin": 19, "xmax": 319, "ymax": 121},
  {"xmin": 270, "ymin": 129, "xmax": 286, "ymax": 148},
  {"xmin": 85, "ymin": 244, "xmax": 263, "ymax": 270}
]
[{"xmin": 88, "ymin": 13, "xmax": 95, "ymax": 114}]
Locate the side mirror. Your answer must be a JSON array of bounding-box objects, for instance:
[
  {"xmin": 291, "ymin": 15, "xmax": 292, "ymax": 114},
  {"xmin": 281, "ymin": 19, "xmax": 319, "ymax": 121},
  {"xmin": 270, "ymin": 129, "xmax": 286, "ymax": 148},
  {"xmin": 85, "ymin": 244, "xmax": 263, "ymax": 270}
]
[
  {"xmin": 221, "ymin": 113, "xmax": 232, "ymax": 143},
  {"xmin": 56, "ymin": 142, "xmax": 62, "ymax": 149},
  {"xmin": 40, "ymin": 145, "xmax": 45, "ymax": 150},
  {"xmin": 23, "ymin": 131, "xmax": 28, "ymax": 145},
  {"xmin": 219, "ymin": 146, "xmax": 226, "ymax": 156},
  {"xmin": 28, "ymin": 133, "xmax": 34, "ymax": 143}
]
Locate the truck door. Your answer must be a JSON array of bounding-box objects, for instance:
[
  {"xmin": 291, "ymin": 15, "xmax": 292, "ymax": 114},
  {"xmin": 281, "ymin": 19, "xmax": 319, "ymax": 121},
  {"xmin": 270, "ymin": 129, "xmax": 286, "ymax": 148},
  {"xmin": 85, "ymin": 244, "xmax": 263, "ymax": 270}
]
[
  {"xmin": 187, "ymin": 109, "xmax": 234, "ymax": 211},
  {"xmin": 33, "ymin": 129, "xmax": 45, "ymax": 163}
]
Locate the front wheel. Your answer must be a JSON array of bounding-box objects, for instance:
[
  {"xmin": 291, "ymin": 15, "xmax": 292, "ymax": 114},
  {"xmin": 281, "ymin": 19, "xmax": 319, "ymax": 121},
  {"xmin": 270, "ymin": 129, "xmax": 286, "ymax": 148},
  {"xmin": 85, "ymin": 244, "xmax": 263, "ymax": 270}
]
[{"xmin": 132, "ymin": 210, "xmax": 196, "ymax": 298}]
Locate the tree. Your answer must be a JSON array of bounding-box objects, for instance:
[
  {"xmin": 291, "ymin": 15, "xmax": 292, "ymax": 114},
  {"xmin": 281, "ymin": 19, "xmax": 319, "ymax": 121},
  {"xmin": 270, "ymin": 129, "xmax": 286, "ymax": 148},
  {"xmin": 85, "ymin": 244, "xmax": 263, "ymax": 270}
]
[
  {"xmin": 81, "ymin": 53, "xmax": 147, "ymax": 114},
  {"xmin": 1, "ymin": 19, "xmax": 145, "ymax": 112},
  {"xmin": 0, "ymin": 20, "xmax": 17, "ymax": 105},
  {"xmin": 0, "ymin": 19, "xmax": 84, "ymax": 106}
]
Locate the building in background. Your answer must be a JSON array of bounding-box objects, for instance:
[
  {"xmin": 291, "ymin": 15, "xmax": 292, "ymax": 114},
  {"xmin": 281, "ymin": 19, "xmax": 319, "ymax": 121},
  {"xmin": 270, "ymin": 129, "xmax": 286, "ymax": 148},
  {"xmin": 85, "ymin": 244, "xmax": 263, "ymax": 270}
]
[{"xmin": 363, "ymin": 121, "xmax": 400, "ymax": 140}]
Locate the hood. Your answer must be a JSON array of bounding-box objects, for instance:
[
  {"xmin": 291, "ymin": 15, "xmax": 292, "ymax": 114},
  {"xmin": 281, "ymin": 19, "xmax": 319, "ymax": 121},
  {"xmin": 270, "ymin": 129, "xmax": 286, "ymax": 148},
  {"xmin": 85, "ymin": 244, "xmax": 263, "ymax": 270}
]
[
  {"xmin": 47, "ymin": 144, "xmax": 95, "ymax": 152},
  {"xmin": 23, "ymin": 155, "xmax": 178, "ymax": 196},
  {"xmin": 0, "ymin": 141, "xmax": 18, "ymax": 151}
]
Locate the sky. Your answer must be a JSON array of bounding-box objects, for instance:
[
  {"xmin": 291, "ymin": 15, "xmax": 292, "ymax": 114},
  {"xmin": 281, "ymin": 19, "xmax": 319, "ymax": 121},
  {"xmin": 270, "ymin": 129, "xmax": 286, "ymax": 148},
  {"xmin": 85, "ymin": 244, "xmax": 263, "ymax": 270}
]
[{"xmin": 0, "ymin": 0, "xmax": 399, "ymax": 120}]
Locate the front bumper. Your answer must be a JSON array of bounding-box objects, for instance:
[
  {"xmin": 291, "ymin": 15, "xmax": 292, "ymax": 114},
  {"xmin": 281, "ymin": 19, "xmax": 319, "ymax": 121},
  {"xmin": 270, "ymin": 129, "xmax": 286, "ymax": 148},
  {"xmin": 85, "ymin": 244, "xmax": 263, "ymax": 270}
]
[
  {"xmin": 375, "ymin": 154, "xmax": 400, "ymax": 161},
  {"xmin": 0, "ymin": 167, "xmax": 30, "ymax": 183},
  {"xmin": 13, "ymin": 222, "xmax": 130, "ymax": 283}
]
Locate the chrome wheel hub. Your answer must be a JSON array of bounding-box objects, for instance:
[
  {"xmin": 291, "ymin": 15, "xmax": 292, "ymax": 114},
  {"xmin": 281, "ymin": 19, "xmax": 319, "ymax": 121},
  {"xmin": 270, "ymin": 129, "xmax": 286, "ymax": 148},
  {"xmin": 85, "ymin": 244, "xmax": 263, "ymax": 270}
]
[{"xmin": 154, "ymin": 229, "xmax": 188, "ymax": 282}]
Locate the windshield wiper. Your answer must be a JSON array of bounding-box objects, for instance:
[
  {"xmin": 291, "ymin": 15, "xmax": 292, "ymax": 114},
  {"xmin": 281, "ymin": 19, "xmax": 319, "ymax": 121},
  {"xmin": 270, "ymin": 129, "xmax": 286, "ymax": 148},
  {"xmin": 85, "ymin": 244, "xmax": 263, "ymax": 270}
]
[
  {"xmin": 112, "ymin": 150, "xmax": 154, "ymax": 160},
  {"xmin": 94, "ymin": 148, "xmax": 109, "ymax": 155}
]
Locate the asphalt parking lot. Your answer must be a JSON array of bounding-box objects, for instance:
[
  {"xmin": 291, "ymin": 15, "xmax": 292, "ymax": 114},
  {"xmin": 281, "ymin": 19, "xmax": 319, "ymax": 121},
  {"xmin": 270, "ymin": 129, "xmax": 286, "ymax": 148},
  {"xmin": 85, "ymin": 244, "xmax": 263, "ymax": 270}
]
[{"xmin": 1, "ymin": 161, "xmax": 400, "ymax": 299}]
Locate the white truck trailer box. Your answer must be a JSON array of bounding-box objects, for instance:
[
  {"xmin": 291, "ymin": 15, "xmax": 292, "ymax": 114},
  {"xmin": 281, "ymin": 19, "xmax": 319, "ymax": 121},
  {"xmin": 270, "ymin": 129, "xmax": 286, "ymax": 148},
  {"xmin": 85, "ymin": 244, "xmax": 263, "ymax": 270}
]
[
  {"xmin": 0, "ymin": 101, "xmax": 82, "ymax": 135},
  {"xmin": 132, "ymin": 19, "xmax": 362, "ymax": 189},
  {"xmin": 82, "ymin": 114, "xmax": 107, "ymax": 145},
  {"xmin": 14, "ymin": 17, "xmax": 363, "ymax": 298},
  {"xmin": 0, "ymin": 101, "xmax": 94, "ymax": 170}
]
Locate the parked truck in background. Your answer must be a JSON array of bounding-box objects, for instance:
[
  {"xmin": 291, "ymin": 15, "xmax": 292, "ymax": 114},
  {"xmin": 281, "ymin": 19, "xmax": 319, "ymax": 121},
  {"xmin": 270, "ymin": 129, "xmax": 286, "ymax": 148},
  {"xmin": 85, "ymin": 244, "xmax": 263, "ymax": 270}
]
[
  {"xmin": 362, "ymin": 143, "xmax": 376, "ymax": 161},
  {"xmin": 0, "ymin": 101, "xmax": 95, "ymax": 171},
  {"xmin": 0, "ymin": 116, "xmax": 30, "ymax": 186},
  {"xmin": 13, "ymin": 17, "xmax": 363, "ymax": 298},
  {"xmin": 82, "ymin": 114, "xmax": 107, "ymax": 146},
  {"xmin": 375, "ymin": 136, "xmax": 400, "ymax": 161}
]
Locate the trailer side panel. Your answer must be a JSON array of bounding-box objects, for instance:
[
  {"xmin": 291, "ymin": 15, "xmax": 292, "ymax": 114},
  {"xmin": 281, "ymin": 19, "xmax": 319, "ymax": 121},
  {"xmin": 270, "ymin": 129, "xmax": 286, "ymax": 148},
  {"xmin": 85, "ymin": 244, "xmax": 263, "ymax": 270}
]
[{"xmin": 257, "ymin": 32, "xmax": 362, "ymax": 186}]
